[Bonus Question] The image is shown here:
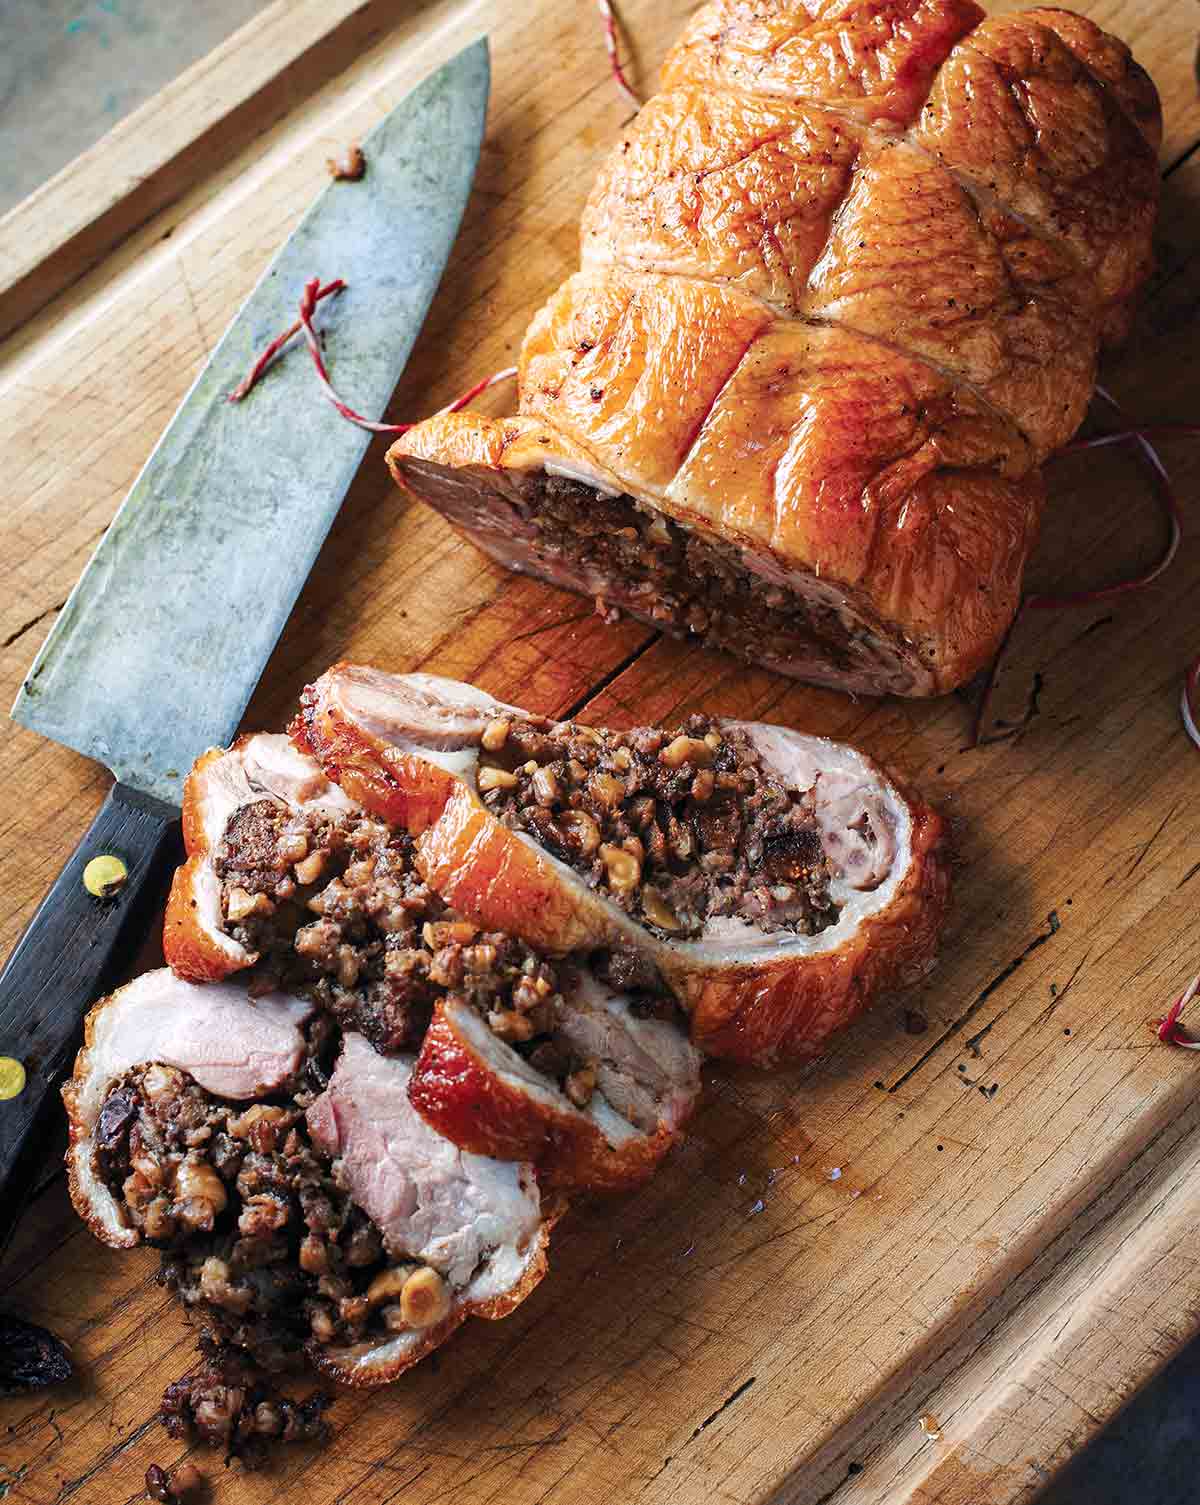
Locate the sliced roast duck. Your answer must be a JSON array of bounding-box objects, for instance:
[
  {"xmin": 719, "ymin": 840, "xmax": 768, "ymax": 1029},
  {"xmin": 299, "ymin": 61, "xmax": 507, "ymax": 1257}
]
[
  {"xmin": 62, "ymin": 971, "xmax": 555, "ymax": 1387},
  {"xmin": 164, "ymin": 732, "xmax": 702, "ymax": 1191},
  {"xmin": 294, "ymin": 664, "xmax": 950, "ymax": 1066}
]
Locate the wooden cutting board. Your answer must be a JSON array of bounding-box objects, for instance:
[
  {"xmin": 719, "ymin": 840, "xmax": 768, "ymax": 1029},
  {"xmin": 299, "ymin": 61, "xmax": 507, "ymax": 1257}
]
[{"xmin": 1, "ymin": 2, "xmax": 1198, "ymax": 1501}]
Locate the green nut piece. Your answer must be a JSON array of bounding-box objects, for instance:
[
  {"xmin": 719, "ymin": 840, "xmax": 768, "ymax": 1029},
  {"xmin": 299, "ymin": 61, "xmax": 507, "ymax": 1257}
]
[{"xmin": 83, "ymin": 854, "xmax": 128, "ymax": 899}]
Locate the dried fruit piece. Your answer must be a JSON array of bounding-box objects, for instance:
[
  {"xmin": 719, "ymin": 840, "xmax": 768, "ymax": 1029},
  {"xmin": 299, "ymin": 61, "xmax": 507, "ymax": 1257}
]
[{"xmin": 0, "ymin": 1312, "xmax": 72, "ymax": 1396}]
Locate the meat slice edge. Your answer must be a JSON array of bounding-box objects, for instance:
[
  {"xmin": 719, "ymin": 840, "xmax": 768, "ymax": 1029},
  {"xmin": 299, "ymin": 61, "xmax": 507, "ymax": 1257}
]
[{"xmin": 62, "ymin": 970, "xmax": 314, "ymax": 1249}]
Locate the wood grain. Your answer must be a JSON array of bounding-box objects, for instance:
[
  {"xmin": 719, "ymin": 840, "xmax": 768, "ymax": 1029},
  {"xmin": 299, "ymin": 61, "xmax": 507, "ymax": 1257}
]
[{"xmin": 0, "ymin": 4, "xmax": 1197, "ymax": 1503}]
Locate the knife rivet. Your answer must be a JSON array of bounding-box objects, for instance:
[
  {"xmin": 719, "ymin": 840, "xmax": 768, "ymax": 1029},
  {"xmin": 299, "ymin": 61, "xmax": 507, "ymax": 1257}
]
[
  {"xmin": 0, "ymin": 1057, "xmax": 26, "ymax": 1101},
  {"xmin": 83, "ymin": 854, "xmax": 128, "ymax": 899}
]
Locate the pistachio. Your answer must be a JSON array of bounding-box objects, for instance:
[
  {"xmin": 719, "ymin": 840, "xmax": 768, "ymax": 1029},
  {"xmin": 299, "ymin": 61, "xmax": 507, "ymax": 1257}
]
[
  {"xmin": 660, "ymin": 735, "xmax": 713, "ymax": 768},
  {"xmin": 481, "ymin": 717, "xmax": 511, "ymax": 752},
  {"xmin": 600, "ymin": 843, "xmax": 641, "ymax": 893},
  {"xmin": 401, "ymin": 1266, "xmax": 452, "ymax": 1329},
  {"xmin": 560, "ymin": 809, "xmax": 601, "ymax": 856},
  {"xmin": 478, "ymin": 765, "xmax": 519, "ymax": 793},
  {"xmin": 641, "ymin": 889, "xmax": 683, "ymax": 932},
  {"xmin": 294, "ymin": 850, "xmax": 326, "ymax": 885}
]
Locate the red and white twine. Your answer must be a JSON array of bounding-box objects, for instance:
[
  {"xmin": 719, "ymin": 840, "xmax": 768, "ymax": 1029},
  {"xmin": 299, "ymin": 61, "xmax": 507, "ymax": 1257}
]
[
  {"xmin": 1158, "ymin": 974, "xmax": 1200, "ymax": 1050},
  {"xmin": 229, "ymin": 276, "xmax": 515, "ymax": 433},
  {"xmin": 596, "ymin": 0, "xmax": 640, "ymax": 110}
]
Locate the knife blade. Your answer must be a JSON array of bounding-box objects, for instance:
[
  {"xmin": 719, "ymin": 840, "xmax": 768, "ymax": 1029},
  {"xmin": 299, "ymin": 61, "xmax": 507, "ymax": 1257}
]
[{"xmin": 0, "ymin": 38, "xmax": 490, "ymax": 1251}]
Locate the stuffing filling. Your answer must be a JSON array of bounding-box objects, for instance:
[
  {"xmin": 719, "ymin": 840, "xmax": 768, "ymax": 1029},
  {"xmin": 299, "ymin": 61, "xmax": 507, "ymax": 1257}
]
[
  {"xmin": 475, "ymin": 713, "xmax": 840, "ymax": 940},
  {"xmin": 95, "ymin": 1054, "xmax": 455, "ymax": 1371},
  {"xmin": 159, "ymin": 1335, "xmax": 331, "ymax": 1466},
  {"xmin": 213, "ymin": 804, "xmax": 582, "ymax": 1060},
  {"xmin": 480, "ymin": 472, "xmax": 911, "ymax": 689}
]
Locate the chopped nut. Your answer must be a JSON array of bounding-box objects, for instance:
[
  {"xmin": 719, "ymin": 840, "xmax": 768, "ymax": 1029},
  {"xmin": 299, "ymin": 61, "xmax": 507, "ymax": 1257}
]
[
  {"xmin": 294, "ymin": 850, "xmax": 326, "ymax": 885},
  {"xmin": 641, "ymin": 889, "xmax": 684, "ymax": 932},
  {"xmin": 560, "ymin": 810, "xmax": 601, "ymax": 855},
  {"xmin": 227, "ymin": 1103, "xmax": 287, "ymax": 1151},
  {"xmin": 704, "ymin": 730, "xmax": 723, "ymax": 751},
  {"xmin": 613, "ymin": 746, "xmax": 633, "ymax": 770},
  {"xmin": 422, "ymin": 919, "xmax": 479, "ymax": 949},
  {"xmin": 600, "ymin": 843, "xmax": 641, "ymax": 893},
  {"xmin": 590, "ymin": 772, "xmax": 626, "ymax": 808},
  {"xmin": 366, "ymin": 1263, "xmax": 419, "ymax": 1308},
  {"xmin": 175, "ymin": 1157, "xmax": 228, "ymax": 1216},
  {"xmin": 343, "ymin": 858, "xmax": 376, "ymax": 886},
  {"xmin": 279, "ymin": 829, "xmax": 309, "ymax": 864},
  {"xmin": 660, "ymin": 735, "xmax": 713, "ymax": 768},
  {"xmin": 564, "ymin": 1064, "xmax": 597, "ymax": 1107},
  {"xmin": 532, "ymin": 766, "xmax": 560, "ymax": 805},
  {"xmin": 337, "ymin": 945, "xmax": 361, "ymax": 990},
  {"xmin": 478, "ymin": 765, "xmax": 519, "ymax": 793},
  {"xmin": 199, "ymin": 1256, "xmax": 249, "ymax": 1314},
  {"xmin": 488, "ymin": 1008, "xmax": 536, "ymax": 1042},
  {"xmin": 522, "ymin": 760, "xmax": 539, "ymax": 774},
  {"xmin": 481, "ymin": 717, "xmax": 511, "ymax": 752},
  {"xmin": 310, "ymin": 1304, "xmax": 336, "ymax": 1343},
  {"xmin": 225, "ymin": 886, "xmax": 273, "ymax": 922},
  {"xmin": 691, "ymin": 768, "xmax": 715, "ymax": 802},
  {"xmin": 299, "ymin": 1234, "xmax": 329, "ymax": 1275},
  {"xmin": 401, "ymin": 1266, "xmax": 452, "ymax": 1329}
]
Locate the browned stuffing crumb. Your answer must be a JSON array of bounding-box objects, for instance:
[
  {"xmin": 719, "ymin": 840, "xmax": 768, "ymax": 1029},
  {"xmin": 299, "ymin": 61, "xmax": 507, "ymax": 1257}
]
[
  {"xmin": 327, "ymin": 144, "xmax": 366, "ymax": 180},
  {"xmin": 160, "ymin": 1338, "xmax": 331, "ymax": 1466}
]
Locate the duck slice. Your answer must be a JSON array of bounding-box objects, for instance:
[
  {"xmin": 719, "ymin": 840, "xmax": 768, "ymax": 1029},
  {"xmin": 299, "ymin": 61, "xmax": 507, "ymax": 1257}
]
[
  {"xmin": 305, "ymin": 1033, "xmax": 553, "ymax": 1385},
  {"xmin": 62, "ymin": 970, "xmax": 314, "ymax": 1248},
  {"xmin": 409, "ymin": 966, "xmax": 700, "ymax": 1191},
  {"xmin": 165, "ymin": 733, "xmax": 358, "ymax": 982},
  {"xmin": 294, "ymin": 663, "xmax": 950, "ymax": 1066}
]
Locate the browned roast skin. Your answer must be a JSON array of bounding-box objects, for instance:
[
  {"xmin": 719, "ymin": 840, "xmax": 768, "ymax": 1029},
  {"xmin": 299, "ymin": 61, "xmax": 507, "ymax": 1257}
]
[{"xmin": 386, "ymin": 4, "xmax": 1161, "ymax": 697}]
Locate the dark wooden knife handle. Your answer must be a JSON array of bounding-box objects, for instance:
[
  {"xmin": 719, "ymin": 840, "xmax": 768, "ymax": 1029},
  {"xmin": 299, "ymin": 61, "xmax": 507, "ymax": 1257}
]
[{"xmin": 0, "ymin": 782, "xmax": 181, "ymax": 1255}]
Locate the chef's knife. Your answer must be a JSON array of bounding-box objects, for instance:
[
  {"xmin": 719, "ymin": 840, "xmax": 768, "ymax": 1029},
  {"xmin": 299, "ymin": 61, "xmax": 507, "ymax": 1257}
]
[{"xmin": 0, "ymin": 39, "xmax": 490, "ymax": 1252}]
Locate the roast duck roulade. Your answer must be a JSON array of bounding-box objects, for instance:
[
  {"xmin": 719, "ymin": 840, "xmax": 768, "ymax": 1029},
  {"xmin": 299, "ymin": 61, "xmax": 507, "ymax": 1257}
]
[
  {"xmin": 387, "ymin": 3, "xmax": 1161, "ymax": 696},
  {"xmin": 292, "ymin": 664, "xmax": 950, "ymax": 1067},
  {"xmin": 163, "ymin": 730, "xmax": 703, "ymax": 1192},
  {"xmin": 63, "ymin": 970, "xmax": 558, "ymax": 1387}
]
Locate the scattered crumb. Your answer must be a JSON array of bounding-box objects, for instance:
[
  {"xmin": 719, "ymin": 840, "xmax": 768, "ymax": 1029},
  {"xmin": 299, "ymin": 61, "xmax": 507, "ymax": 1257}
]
[
  {"xmin": 918, "ymin": 1413, "xmax": 943, "ymax": 1440},
  {"xmin": 327, "ymin": 144, "xmax": 366, "ymax": 181}
]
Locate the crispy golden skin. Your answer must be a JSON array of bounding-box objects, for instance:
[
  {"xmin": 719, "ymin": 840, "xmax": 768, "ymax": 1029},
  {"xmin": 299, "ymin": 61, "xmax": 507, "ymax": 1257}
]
[{"xmin": 390, "ymin": 4, "xmax": 1160, "ymax": 695}]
